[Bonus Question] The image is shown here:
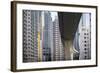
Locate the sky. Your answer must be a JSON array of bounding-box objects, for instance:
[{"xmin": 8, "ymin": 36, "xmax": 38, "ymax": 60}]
[{"xmin": 50, "ymin": 12, "xmax": 58, "ymax": 21}]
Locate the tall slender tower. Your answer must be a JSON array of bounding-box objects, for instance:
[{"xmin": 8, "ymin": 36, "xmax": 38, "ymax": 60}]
[
  {"xmin": 42, "ymin": 11, "xmax": 53, "ymax": 61},
  {"xmin": 53, "ymin": 16, "xmax": 65, "ymax": 61}
]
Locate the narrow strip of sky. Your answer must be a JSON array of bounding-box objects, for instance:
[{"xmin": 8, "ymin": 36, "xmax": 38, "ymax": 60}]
[{"xmin": 50, "ymin": 12, "xmax": 58, "ymax": 21}]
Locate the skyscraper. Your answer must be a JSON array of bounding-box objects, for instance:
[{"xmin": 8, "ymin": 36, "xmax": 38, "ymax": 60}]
[
  {"xmin": 23, "ymin": 10, "xmax": 42, "ymax": 62},
  {"xmin": 53, "ymin": 16, "xmax": 65, "ymax": 61},
  {"xmin": 74, "ymin": 13, "xmax": 91, "ymax": 60},
  {"xmin": 23, "ymin": 10, "xmax": 34, "ymax": 62},
  {"xmin": 79, "ymin": 13, "xmax": 91, "ymax": 60},
  {"xmin": 42, "ymin": 11, "xmax": 53, "ymax": 61}
]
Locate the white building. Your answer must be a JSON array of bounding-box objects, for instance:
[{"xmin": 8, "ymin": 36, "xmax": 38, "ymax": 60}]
[{"xmin": 77, "ymin": 13, "xmax": 91, "ymax": 60}]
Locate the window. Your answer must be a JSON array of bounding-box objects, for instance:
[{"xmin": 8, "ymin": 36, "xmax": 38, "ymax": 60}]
[
  {"xmin": 84, "ymin": 44, "xmax": 86, "ymax": 46},
  {"xmin": 84, "ymin": 37, "xmax": 86, "ymax": 39},
  {"xmin": 82, "ymin": 28, "xmax": 85, "ymax": 31},
  {"xmin": 84, "ymin": 41, "xmax": 86, "ymax": 43},
  {"xmin": 84, "ymin": 52, "xmax": 87, "ymax": 54},
  {"xmin": 84, "ymin": 33, "xmax": 86, "ymax": 35},
  {"xmin": 84, "ymin": 48, "xmax": 87, "ymax": 50},
  {"xmin": 84, "ymin": 56, "xmax": 87, "ymax": 59}
]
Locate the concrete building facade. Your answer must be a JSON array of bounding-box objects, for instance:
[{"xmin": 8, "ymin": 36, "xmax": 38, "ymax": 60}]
[
  {"xmin": 74, "ymin": 13, "xmax": 91, "ymax": 60},
  {"xmin": 23, "ymin": 10, "xmax": 42, "ymax": 62}
]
